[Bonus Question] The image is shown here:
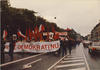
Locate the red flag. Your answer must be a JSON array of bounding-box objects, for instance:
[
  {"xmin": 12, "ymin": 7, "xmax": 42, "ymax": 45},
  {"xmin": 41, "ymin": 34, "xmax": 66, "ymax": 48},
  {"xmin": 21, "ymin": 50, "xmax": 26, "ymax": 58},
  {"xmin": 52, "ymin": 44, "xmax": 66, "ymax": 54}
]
[
  {"xmin": 29, "ymin": 27, "xmax": 32, "ymax": 40},
  {"xmin": 39, "ymin": 24, "xmax": 45, "ymax": 41},
  {"xmin": 34, "ymin": 25, "xmax": 39, "ymax": 34},
  {"xmin": 39, "ymin": 33, "xmax": 43, "ymax": 41},
  {"xmin": 25, "ymin": 28, "xmax": 28, "ymax": 40},
  {"xmin": 46, "ymin": 32, "xmax": 49, "ymax": 41},
  {"xmin": 41, "ymin": 25, "xmax": 45, "ymax": 31},
  {"xmin": 17, "ymin": 30, "xmax": 26, "ymax": 38},
  {"xmin": 52, "ymin": 25, "xmax": 56, "ymax": 40},
  {"xmin": 32, "ymin": 30, "xmax": 36, "ymax": 41},
  {"xmin": 32, "ymin": 30, "xmax": 34, "ymax": 38},
  {"xmin": 32, "ymin": 31, "xmax": 38, "ymax": 41},
  {"xmin": 39, "ymin": 24, "xmax": 45, "ymax": 32},
  {"xmin": 54, "ymin": 33, "xmax": 59, "ymax": 40},
  {"xmin": 46, "ymin": 27, "xmax": 50, "ymax": 41},
  {"xmin": 52, "ymin": 25, "xmax": 55, "ymax": 33},
  {"xmin": 34, "ymin": 26, "xmax": 40, "ymax": 41},
  {"xmin": 3, "ymin": 30, "xmax": 7, "ymax": 40}
]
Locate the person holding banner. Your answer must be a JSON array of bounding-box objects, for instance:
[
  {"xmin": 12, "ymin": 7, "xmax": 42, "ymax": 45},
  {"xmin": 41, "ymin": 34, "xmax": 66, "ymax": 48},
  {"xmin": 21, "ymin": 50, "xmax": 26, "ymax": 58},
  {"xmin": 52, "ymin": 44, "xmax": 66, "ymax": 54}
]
[
  {"xmin": 9, "ymin": 34, "xmax": 17, "ymax": 61},
  {"xmin": 57, "ymin": 38, "xmax": 61, "ymax": 56},
  {"xmin": 1, "ymin": 38, "xmax": 6, "ymax": 63},
  {"xmin": 1, "ymin": 29, "xmax": 8, "ymax": 63}
]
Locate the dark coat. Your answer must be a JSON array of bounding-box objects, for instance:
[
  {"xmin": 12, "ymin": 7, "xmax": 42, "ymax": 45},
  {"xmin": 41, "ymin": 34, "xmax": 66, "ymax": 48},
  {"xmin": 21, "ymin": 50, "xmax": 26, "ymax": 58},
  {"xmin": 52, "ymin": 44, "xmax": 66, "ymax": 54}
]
[
  {"xmin": 67, "ymin": 40, "xmax": 73, "ymax": 50},
  {"xmin": 60, "ymin": 40, "xmax": 67, "ymax": 49},
  {"xmin": 9, "ymin": 39, "xmax": 16, "ymax": 54}
]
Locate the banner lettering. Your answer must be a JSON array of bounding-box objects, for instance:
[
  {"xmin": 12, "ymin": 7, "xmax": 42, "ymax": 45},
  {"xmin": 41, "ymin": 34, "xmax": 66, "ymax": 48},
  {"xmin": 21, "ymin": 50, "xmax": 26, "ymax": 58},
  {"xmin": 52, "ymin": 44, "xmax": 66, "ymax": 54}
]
[{"xmin": 5, "ymin": 41, "xmax": 60, "ymax": 53}]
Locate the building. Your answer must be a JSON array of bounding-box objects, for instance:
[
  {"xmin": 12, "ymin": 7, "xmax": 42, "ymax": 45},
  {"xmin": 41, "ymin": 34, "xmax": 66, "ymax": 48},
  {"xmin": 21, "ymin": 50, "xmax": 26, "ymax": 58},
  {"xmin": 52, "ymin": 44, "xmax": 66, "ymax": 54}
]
[{"xmin": 91, "ymin": 23, "xmax": 100, "ymax": 41}]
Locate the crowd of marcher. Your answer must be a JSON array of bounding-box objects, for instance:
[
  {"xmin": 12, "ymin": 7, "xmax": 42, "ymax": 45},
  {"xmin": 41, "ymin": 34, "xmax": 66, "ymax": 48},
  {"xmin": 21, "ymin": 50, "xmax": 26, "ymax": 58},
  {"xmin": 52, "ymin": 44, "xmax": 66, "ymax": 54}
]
[
  {"xmin": 1, "ymin": 33, "xmax": 81, "ymax": 64},
  {"xmin": 57, "ymin": 36, "xmax": 81, "ymax": 57}
]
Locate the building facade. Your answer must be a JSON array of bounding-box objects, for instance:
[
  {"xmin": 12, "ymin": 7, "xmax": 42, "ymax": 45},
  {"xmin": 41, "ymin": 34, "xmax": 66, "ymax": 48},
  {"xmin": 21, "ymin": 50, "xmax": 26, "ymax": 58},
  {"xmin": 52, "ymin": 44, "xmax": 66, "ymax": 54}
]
[
  {"xmin": 85, "ymin": 34, "xmax": 91, "ymax": 41},
  {"xmin": 91, "ymin": 23, "xmax": 100, "ymax": 41}
]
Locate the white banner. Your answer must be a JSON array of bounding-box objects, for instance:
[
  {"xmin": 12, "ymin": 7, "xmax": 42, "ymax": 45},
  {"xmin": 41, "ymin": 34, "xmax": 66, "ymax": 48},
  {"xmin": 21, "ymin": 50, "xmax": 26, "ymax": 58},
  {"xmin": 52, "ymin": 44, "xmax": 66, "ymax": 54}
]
[{"xmin": 4, "ymin": 41, "xmax": 60, "ymax": 53}]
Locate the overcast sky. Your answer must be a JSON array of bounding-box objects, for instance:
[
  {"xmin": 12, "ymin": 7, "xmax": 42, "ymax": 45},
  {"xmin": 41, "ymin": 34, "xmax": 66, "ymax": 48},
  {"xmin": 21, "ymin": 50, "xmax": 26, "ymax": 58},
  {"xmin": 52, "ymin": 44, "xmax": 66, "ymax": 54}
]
[{"xmin": 9, "ymin": 0, "xmax": 100, "ymax": 36}]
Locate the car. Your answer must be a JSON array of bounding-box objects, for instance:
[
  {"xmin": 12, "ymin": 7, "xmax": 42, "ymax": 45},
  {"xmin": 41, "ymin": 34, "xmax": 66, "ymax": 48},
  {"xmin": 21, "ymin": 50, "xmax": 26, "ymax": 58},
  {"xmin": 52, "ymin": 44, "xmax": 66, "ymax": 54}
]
[{"xmin": 88, "ymin": 42, "xmax": 100, "ymax": 55}]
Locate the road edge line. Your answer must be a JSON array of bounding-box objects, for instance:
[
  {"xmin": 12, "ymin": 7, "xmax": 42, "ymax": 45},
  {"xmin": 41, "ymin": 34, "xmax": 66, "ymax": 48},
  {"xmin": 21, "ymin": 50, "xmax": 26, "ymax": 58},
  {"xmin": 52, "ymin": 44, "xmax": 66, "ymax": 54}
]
[
  {"xmin": 81, "ymin": 45, "xmax": 90, "ymax": 70},
  {"xmin": 26, "ymin": 58, "xmax": 42, "ymax": 65},
  {"xmin": 0, "ymin": 53, "xmax": 45, "ymax": 67}
]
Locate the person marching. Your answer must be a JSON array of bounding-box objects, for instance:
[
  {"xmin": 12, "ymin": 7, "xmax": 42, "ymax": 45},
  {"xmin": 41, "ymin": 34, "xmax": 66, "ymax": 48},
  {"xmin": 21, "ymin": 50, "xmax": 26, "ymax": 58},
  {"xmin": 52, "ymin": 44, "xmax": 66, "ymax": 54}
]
[
  {"xmin": 60, "ymin": 37, "xmax": 67, "ymax": 57},
  {"xmin": 1, "ymin": 38, "xmax": 6, "ymax": 63},
  {"xmin": 1, "ymin": 29, "xmax": 8, "ymax": 63},
  {"xmin": 67, "ymin": 37, "xmax": 73, "ymax": 55},
  {"xmin": 9, "ymin": 34, "xmax": 17, "ymax": 61}
]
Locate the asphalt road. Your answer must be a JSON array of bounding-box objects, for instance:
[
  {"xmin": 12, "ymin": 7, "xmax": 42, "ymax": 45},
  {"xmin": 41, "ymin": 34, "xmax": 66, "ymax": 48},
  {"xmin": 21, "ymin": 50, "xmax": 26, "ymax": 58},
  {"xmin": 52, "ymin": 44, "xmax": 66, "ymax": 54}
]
[
  {"xmin": 83, "ymin": 46, "xmax": 100, "ymax": 70},
  {"xmin": 1, "ymin": 43, "xmax": 100, "ymax": 70},
  {"xmin": 1, "ymin": 53, "xmax": 61, "ymax": 70}
]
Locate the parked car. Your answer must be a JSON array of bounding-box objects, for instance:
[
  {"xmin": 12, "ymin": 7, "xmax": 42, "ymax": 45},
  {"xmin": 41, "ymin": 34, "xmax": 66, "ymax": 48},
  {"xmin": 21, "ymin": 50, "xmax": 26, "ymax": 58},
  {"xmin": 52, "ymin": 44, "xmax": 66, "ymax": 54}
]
[{"xmin": 88, "ymin": 42, "xmax": 100, "ymax": 55}]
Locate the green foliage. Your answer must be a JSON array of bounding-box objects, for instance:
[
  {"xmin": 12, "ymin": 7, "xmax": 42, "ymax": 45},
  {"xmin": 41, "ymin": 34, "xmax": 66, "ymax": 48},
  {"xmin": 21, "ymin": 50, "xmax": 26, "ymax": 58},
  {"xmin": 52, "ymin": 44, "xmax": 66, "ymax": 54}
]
[{"xmin": 1, "ymin": 0, "xmax": 78, "ymax": 40}]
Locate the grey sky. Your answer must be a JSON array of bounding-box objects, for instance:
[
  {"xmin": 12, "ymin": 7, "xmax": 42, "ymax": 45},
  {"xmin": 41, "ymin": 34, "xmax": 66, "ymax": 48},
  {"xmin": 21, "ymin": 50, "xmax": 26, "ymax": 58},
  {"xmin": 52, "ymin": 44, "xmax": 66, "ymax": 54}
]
[{"xmin": 10, "ymin": 0, "xmax": 100, "ymax": 36}]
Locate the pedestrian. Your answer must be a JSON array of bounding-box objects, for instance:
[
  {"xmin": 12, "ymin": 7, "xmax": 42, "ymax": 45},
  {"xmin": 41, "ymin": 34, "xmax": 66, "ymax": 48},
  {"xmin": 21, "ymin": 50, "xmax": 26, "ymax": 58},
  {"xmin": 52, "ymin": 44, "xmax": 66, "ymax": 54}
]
[
  {"xmin": 9, "ymin": 34, "xmax": 17, "ymax": 61},
  {"xmin": 57, "ymin": 38, "xmax": 62, "ymax": 56},
  {"xmin": 77, "ymin": 40, "xmax": 80, "ymax": 46},
  {"xmin": 61, "ymin": 37, "xmax": 67, "ymax": 57},
  {"xmin": 68, "ymin": 38, "xmax": 73, "ymax": 55},
  {"xmin": 1, "ymin": 38, "xmax": 6, "ymax": 64}
]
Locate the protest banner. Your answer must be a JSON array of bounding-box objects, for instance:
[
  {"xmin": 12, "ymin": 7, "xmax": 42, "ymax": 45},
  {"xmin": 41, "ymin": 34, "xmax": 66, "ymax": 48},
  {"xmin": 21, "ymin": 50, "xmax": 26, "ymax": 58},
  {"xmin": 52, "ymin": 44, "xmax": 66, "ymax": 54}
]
[{"xmin": 4, "ymin": 41, "xmax": 60, "ymax": 53}]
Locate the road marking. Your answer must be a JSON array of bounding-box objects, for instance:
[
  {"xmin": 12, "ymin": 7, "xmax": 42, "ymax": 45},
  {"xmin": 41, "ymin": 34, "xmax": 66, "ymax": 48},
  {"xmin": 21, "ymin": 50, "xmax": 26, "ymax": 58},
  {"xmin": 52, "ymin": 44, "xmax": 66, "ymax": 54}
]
[
  {"xmin": 61, "ymin": 59, "xmax": 84, "ymax": 63},
  {"xmin": 23, "ymin": 58, "xmax": 42, "ymax": 69},
  {"xmin": 68, "ymin": 67, "xmax": 86, "ymax": 70},
  {"xmin": 0, "ymin": 53, "xmax": 45, "ymax": 67},
  {"xmin": 64, "ymin": 57, "xmax": 83, "ymax": 60},
  {"xmin": 65, "ymin": 56, "xmax": 82, "ymax": 58},
  {"xmin": 23, "ymin": 64, "xmax": 32, "ymax": 69},
  {"xmin": 81, "ymin": 45, "xmax": 90, "ymax": 70},
  {"xmin": 56, "ymin": 63, "xmax": 85, "ymax": 68},
  {"xmin": 47, "ymin": 55, "xmax": 67, "ymax": 70}
]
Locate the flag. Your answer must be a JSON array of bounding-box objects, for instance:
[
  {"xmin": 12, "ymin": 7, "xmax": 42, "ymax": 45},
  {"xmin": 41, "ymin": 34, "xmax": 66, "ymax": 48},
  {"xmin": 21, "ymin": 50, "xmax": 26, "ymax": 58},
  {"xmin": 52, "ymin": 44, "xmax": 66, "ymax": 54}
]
[
  {"xmin": 34, "ymin": 26, "xmax": 40, "ymax": 41},
  {"xmin": 39, "ymin": 24, "xmax": 45, "ymax": 32},
  {"xmin": 17, "ymin": 30, "xmax": 26, "ymax": 38},
  {"xmin": 54, "ymin": 33, "xmax": 59, "ymax": 40},
  {"xmin": 32, "ymin": 30, "xmax": 37, "ymax": 41},
  {"xmin": 29, "ymin": 27, "xmax": 32, "ymax": 40},
  {"xmin": 39, "ymin": 24, "xmax": 45, "ymax": 40},
  {"xmin": 46, "ymin": 27, "xmax": 50, "ymax": 41},
  {"xmin": 46, "ymin": 32, "xmax": 49, "ymax": 41},
  {"xmin": 39, "ymin": 33, "xmax": 43, "ymax": 41},
  {"xmin": 25, "ymin": 28, "xmax": 28, "ymax": 40},
  {"xmin": 32, "ymin": 30, "xmax": 34, "ymax": 35},
  {"xmin": 52, "ymin": 25, "xmax": 55, "ymax": 33},
  {"xmin": 34, "ymin": 25, "xmax": 39, "ymax": 34},
  {"xmin": 3, "ymin": 30, "xmax": 7, "ymax": 40},
  {"xmin": 52, "ymin": 25, "xmax": 56, "ymax": 40}
]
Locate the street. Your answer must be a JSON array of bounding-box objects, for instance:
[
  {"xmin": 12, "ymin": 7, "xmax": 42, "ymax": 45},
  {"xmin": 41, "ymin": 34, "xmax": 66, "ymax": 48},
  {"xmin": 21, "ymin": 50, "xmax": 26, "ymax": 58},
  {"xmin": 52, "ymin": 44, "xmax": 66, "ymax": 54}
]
[
  {"xmin": 84, "ymin": 47, "xmax": 100, "ymax": 70},
  {"xmin": 1, "ymin": 43, "xmax": 100, "ymax": 70}
]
